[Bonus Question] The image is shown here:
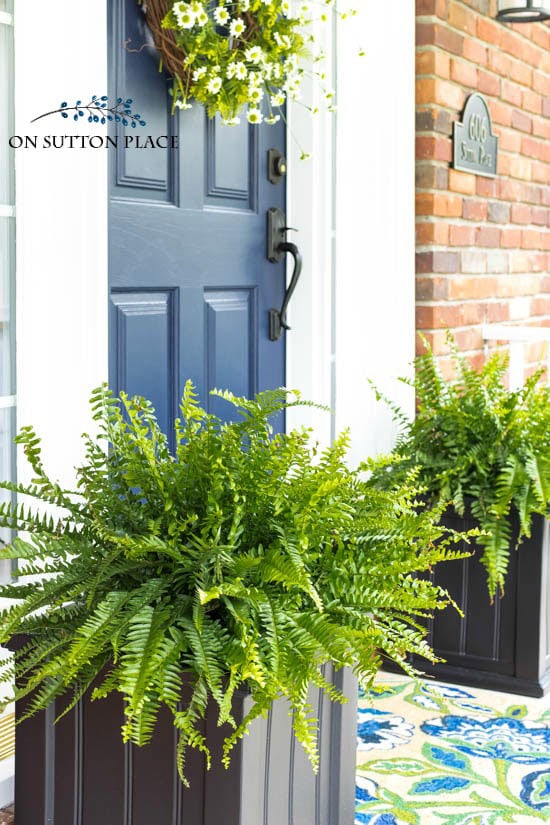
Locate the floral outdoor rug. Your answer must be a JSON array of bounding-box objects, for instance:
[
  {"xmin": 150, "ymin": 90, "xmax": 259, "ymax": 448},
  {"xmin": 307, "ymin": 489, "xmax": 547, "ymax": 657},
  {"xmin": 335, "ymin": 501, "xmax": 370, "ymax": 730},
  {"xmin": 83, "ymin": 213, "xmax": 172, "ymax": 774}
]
[{"xmin": 356, "ymin": 673, "xmax": 550, "ymax": 824}]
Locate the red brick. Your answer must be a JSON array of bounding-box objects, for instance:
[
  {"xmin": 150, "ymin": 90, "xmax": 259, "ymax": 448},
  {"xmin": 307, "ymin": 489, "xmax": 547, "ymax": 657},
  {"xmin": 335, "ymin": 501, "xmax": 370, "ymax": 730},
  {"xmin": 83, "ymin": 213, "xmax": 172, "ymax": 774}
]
[
  {"xmin": 416, "ymin": 251, "xmax": 434, "ymax": 273},
  {"xmin": 533, "ymin": 117, "xmax": 550, "ymax": 141},
  {"xmin": 532, "ymin": 72, "xmax": 550, "ymax": 97},
  {"xmin": 490, "ymin": 100, "xmax": 513, "ymax": 127},
  {"xmin": 416, "ymin": 277, "xmax": 449, "ymax": 301},
  {"xmin": 433, "ymin": 23, "xmax": 465, "ymax": 56},
  {"xmin": 448, "ymin": 169, "xmax": 476, "ymax": 194},
  {"xmin": 450, "ymin": 58, "xmax": 478, "ymax": 88},
  {"xmin": 432, "ymin": 251, "xmax": 461, "ymax": 272},
  {"xmin": 522, "ymin": 136, "xmax": 548, "ymax": 162},
  {"xmin": 511, "ymin": 204, "xmax": 532, "ymax": 224},
  {"xmin": 416, "ymin": 22, "xmax": 436, "ymax": 46},
  {"xmin": 416, "ymin": 221, "xmax": 450, "ymax": 245},
  {"xmin": 531, "ymin": 207, "xmax": 548, "ymax": 226},
  {"xmin": 463, "ymin": 38, "xmax": 488, "ymax": 66},
  {"xmin": 434, "ymin": 193, "xmax": 464, "ymax": 217},
  {"xmin": 448, "ymin": 3, "xmax": 477, "ymax": 35},
  {"xmin": 476, "ymin": 178, "xmax": 498, "ymax": 198},
  {"xmin": 478, "ymin": 70, "xmax": 500, "ymax": 98},
  {"xmin": 511, "ymin": 109, "xmax": 532, "ymax": 133},
  {"xmin": 488, "ymin": 49, "xmax": 512, "ymax": 78},
  {"xmin": 463, "ymin": 199, "xmax": 488, "ymax": 221},
  {"xmin": 487, "ymin": 202, "xmax": 511, "ymax": 224},
  {"xmin": 530, "ymin": 23, "xmax": 550, "ymax": 51},
  {"xmin": 477, "ymin": 17, "xmax": 503, "ymax": 47},
  {"xmin": 501, "ymin": 80, "xmax": 522, "ymax": 106},
  {"xmin": 434, "ymin": 79, "xmax": 465, "ymax": 110},
  {"xmin": 532, "ymin": 163, "xmax": 549, "ymax": 185},
  {"xmin": 509, "ymin": 59, "xmax": 532, "ymax": 88},
  {"xmin": 500, "ymin": 229, "xmax": 522, "ymax": 248},
  {"xmin": 522, "ymin": 89, "xmax": 542, "ymax": 115},
  {"xmin": 416, "ymin": 77, "xmax": 435, "ymax": 104},
  {"xmin": 522, "ymin": 230, "xmax": 543, "ymax": 249},
  {"xmin": 416, "ymin": 50, "xmax": 451, "ymax": 78},
  {"xmin": 416, "ymin": 136, "xmax": 453, "ymax": 161},
  {"xmin": 449, "ymin": 224, "xmax": 477, "ymax": 246},
  {"xmin": 477, "ymin": 227, "xmax": 501, "ymax": 247},
  {"xmin": 531, "ymin": 297, "xmax": 550, "ymax": 315},
  {"xmin": 498, "ymin": 128, "xmax": 522, "ymax": 153},
  {"xmin": 448, "ymin": 276, "xmax": 498, "ymax": 300},
  {"xmin": 416, "ymin": 193, "xmax": 435, "ymax": 216}
]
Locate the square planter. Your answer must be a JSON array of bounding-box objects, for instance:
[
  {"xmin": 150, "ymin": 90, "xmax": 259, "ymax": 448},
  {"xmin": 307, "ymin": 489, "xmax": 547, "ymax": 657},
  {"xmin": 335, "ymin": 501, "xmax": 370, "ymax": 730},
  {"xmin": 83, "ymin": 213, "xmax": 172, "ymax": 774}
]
[
  {"xmin": 13, "ymin": 663, "xmax": 357, "ymax": 825},
  {"xmin": 385, "ymin": 508, "xmax": 550, "ymax": 698}
]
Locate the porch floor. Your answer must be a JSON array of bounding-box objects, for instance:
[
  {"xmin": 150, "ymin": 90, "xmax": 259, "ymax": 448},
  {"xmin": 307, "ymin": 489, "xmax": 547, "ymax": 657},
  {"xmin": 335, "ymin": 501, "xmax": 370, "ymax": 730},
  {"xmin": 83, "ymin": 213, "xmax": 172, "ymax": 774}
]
[{"xmin": 356, "ymin": 672, "xmax": 550, "ymax": 824}]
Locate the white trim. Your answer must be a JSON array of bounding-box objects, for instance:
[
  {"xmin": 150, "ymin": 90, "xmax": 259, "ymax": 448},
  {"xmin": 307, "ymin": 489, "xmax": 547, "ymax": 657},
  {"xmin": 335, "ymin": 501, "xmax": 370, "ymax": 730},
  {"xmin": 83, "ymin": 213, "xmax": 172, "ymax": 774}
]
[
  {"xmin": 482, "ymin": 323, "xmax": 550, "ymax": 390},
  {"xmin": 0, "ymin": 396, "xmax": 15, "ymax": 410},
  {"xmin": 15, "ymin": 0, "xmax": 109, "ymax": 487},
  {"xmin": 0, "ymin": 11, "xmax": 13, "ymax": 26},
  {"xmin": 0, "ymin": 756, "xmax": 13, "ymax": 809},
  {"xmin": 0, "ymin": 206, "xmax": 15, "ymax": 218},
  {"xmin": 482, "ymin": 323, "xmax": 550, "ymax": 343}
]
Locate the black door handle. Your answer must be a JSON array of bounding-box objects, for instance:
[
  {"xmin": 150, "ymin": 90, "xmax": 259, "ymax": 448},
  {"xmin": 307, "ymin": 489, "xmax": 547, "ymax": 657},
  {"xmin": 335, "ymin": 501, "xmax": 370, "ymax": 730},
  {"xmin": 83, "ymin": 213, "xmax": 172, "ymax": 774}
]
[{"xmin": 266, "ymin": 208, "xmax": 303, "ymax": 342}]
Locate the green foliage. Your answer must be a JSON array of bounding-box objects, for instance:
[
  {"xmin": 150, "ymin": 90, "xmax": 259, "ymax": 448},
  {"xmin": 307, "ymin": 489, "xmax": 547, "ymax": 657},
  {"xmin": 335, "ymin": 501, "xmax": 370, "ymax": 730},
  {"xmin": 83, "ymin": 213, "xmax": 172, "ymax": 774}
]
[
  {"xmin": 0, "ymin": 383, "xmax": 466, "ymax": 784},
  {"xmin": 369, "ymin": 338, "xmax": 550, "ymax": 599}
]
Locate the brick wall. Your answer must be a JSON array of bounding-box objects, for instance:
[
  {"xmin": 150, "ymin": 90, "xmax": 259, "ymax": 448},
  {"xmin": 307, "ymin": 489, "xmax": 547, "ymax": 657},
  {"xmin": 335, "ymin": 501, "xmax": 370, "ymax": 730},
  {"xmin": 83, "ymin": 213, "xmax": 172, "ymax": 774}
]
[{"xmin": 415, "ymin": 0, "xmax": 550, "ymax": 376}]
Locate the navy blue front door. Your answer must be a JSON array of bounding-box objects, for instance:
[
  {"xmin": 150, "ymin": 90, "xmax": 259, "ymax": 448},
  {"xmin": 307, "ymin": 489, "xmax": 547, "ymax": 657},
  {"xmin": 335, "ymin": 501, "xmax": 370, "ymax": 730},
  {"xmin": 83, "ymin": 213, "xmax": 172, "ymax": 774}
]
[{"xmin": 108, "ymin": 0, "xmax": 286, "ymax": 434}]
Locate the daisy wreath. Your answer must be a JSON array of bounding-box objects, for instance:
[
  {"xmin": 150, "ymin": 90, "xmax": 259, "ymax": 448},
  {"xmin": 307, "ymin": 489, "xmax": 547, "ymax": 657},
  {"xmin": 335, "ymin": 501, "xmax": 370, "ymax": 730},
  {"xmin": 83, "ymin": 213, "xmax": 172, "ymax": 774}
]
[{"xmin": 139, "ymin": 0, "xmax": 350, "ymax": 128}]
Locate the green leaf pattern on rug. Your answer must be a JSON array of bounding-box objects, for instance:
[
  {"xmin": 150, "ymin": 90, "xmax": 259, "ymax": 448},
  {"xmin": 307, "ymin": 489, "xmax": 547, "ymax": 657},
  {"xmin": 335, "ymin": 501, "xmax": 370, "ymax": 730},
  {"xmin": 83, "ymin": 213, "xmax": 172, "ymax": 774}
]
[{"xmin": 356, "ymin": 679, "xmax": 550, "ymax": 824}]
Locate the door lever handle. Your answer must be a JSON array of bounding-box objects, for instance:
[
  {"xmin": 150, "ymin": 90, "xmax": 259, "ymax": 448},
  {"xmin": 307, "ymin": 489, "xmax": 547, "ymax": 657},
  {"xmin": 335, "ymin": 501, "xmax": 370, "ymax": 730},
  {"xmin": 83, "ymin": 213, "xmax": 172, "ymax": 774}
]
[
  {"xmin": 266, "ymin": 208, "xmax": 303, "ymax": 342},
  {"xmin": 269, "ymin": 241, "xmax": 302, "ymax": 341}
]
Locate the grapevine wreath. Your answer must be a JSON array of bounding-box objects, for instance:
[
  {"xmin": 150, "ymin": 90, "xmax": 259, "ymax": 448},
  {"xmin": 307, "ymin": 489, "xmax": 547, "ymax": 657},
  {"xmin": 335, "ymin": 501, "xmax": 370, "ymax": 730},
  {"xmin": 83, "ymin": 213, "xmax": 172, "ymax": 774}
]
[{"xmin": 139, "ymin": 0, "xmax": 342, "ymax": 127}]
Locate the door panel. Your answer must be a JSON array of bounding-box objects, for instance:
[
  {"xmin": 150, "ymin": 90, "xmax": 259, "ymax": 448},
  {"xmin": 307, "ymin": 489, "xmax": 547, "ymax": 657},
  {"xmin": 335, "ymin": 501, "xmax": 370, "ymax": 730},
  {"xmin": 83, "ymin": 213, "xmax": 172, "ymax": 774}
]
[{"xmin": 109, "ymin": 0, "xmax": 286, "ymax": 427}]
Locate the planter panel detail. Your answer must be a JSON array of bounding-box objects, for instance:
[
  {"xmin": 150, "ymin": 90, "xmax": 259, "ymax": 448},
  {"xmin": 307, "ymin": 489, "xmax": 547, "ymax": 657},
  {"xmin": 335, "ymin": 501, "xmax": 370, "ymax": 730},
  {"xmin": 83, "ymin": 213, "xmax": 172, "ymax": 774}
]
[
  {"xmin": 386, "ymin": 510, "xmax": 550, "ymax": 697},
  {"xmin": 14, "ymin": 667, "xmax": 357, "ymax": 825}
]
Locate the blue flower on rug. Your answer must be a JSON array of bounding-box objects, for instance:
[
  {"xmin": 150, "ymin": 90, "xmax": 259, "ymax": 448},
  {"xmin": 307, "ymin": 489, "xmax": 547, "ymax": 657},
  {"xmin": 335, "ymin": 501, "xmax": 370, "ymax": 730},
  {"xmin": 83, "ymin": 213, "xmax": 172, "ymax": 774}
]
[
  {"xmin": 421, "ymin": 715, "xmax": 550, "ymax": 763},
  {"xmin": 520, "ymin": 769, "xmax": 550, "ymax": 811},
  {"xmin": 358, "ymin": 708, "xmax": 414, "ymax": 751}
]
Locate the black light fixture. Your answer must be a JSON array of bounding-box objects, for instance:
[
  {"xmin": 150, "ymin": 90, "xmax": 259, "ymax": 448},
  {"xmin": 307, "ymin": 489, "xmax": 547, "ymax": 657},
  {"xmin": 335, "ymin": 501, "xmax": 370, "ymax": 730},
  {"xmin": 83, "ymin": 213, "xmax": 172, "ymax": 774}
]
[{"xmin": 496, "ymin": 1, "xmax": 550, "ymax": 22}]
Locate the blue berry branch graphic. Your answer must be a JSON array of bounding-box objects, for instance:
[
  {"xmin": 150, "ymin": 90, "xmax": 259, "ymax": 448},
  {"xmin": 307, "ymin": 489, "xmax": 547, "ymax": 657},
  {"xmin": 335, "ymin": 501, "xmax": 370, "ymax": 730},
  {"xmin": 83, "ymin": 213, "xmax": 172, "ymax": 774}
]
[{"xmin": 31, "ymin": 96, "xmax": 146, "ymax": 127}]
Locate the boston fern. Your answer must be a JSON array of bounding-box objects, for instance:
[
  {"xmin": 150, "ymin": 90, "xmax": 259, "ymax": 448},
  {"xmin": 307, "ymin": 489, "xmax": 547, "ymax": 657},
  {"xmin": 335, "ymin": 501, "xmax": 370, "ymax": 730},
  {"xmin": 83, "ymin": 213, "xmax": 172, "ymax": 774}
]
[
  {"xmin": 0, "ymin": 384, "xmax": 464, "ymax": 785},
  {"xmin": 370, "ymin": 341, "xmax": 550, "ymax": 599}
]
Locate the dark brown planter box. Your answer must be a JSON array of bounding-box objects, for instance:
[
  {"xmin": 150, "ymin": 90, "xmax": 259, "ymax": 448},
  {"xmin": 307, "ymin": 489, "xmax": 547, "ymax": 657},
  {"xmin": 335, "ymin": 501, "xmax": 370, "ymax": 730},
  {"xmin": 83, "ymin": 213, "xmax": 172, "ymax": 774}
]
[
  {"xmin": 385, "ymin": 508, "xmax": 550, "ymax": 698},
  {"xmin": 12, "ymin": 662, "xmax": 357, "ymax": 825}
]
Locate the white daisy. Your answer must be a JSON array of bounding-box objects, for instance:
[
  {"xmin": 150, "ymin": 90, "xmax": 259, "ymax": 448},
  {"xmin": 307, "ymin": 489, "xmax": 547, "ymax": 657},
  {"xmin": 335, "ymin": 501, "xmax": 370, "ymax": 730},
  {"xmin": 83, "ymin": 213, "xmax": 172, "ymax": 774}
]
[
  {"xmin": 247, "ymin": 107, "xmax": 263, "ymax": 124},
  {"xmin": 207, "ymin": 76, "xmax": 223, "ymax": 94},
  {"xmin": 213, "ymin": 6, "xmax": 230, "ymax": 24},
  {"xmin": 245, "ymin": 46, "xmax": 263, "ymax": 64},
  {"xmin": 270, "ymin": 91, "xmax": 285, "ymax": 107},
  {"xmin": 234, "ymin": 62, "xmax": 247, "ymax": 80},
  {"xmin": 248, "ymin": 86, "xmax": 264, "ymax": 104},
  {"xmin": 192, "ymin": 66, "xmax": 207, "ymax": 81},
  {"xmin": 265, "ymin": 114, "xmax": 280, "ymax": 125},
  {"xmin": 222, "ymin": 116, "xmax": 241, "ymax": 126},
  {"xmin": 229, "ymin": 17, "xmax": 246, "ymax": 36},
  {"xmin": 175, "ymin": 100, "xmax": 193, "ymax": 110},
  {"xmin": 174, "ymin": 2, "xmax": 195, "ymax": 28}
]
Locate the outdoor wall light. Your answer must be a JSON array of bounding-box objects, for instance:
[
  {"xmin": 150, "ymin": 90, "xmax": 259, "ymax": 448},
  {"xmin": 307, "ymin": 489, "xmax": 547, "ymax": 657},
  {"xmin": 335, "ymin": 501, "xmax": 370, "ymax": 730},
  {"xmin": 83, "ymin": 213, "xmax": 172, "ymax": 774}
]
[{"xmin": 496, "ymin": 1, "xmax": 550, "ymax": 22}]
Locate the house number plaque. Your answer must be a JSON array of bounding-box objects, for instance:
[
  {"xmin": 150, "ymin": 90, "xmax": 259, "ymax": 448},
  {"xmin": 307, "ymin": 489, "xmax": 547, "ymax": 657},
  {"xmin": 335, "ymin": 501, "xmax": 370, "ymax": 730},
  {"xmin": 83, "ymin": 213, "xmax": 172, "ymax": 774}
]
[{"xmin": 453, "ymin": 93, "xmax": 498, "ymax": 178}]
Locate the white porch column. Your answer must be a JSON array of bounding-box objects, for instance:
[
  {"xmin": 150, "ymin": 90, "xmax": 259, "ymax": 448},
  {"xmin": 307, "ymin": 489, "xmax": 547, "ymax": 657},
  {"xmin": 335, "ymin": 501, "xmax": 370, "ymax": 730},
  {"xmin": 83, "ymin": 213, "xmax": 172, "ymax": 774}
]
[
  {"xmin": 15, "ymin": 0, "xmax": 109, "ymax": 487},
  {"xmin": 334, "ymin": 2, "xmax": 416, "ymax": 463}
]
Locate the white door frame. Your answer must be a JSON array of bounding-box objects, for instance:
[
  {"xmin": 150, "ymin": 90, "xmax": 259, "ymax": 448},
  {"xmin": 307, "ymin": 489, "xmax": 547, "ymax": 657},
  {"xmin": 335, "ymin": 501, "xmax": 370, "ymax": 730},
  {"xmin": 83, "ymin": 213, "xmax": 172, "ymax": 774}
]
[{"xmin": 14, "ymin": 1, "xmax": 416, "ymax": 477}]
